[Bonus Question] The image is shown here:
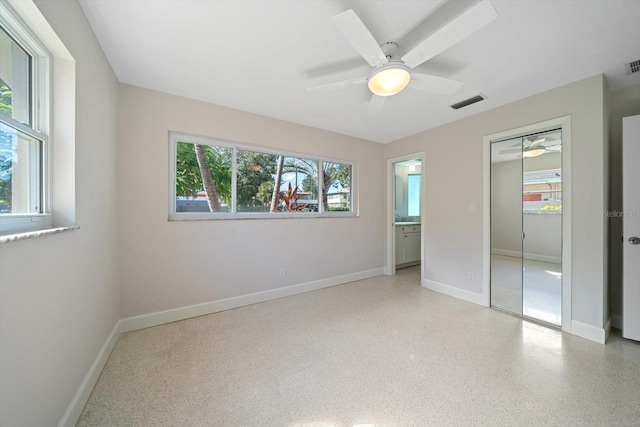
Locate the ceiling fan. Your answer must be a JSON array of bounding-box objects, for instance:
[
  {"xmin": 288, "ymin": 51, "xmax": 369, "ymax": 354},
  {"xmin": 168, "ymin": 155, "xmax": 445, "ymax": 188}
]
[{"xmin": 308, "ymin": 0, "xmax": 498, "ymax": 113}]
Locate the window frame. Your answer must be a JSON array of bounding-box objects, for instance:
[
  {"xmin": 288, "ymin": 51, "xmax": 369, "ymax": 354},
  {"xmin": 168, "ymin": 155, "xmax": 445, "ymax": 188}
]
[
  {"xmin": 0, "ymin": 1, "xmax": 52, "ymax": 235},
  {"xmin": 169, "ymin": 132, "xmax": 357, "ymax": 220}
]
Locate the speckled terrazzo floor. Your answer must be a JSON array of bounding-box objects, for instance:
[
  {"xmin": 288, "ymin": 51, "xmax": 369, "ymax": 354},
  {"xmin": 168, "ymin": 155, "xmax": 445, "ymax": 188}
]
[{"xmin": 78, "ymin": 266, "xmax": 640, "ymax": 426}]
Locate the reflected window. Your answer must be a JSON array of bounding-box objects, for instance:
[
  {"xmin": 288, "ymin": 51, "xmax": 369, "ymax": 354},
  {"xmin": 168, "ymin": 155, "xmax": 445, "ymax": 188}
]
[{"xmin": 523, "ymin": 169, "xmax": 562, "ymax": 214}]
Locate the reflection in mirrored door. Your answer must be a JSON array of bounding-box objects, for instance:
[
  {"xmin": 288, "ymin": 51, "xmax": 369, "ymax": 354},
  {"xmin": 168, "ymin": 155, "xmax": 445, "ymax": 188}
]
[
  {"xmin": 490, "ymin": 130, "xmax": 562, "ymax": 326},
  {"xmin": 522, "ymin": 131, "xmax": 562, "ymax": 325},
  {"xmin": 490, "ymin": 137, "xmax": 523, "ymax": 315}
]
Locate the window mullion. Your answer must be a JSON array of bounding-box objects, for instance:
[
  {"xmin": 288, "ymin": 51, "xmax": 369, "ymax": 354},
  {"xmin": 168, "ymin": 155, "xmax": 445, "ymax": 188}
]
[
  {"xmin": 231, "ymin": 147, "xmax": 237, "ymax": 214},
  {"xmin": 318, "ymin": 160, "xmax": 324, "ymax": 214},
  {"xmin": 28, "ymin": 138, "xmax": 39, "ymax": 212},
  {"xmin": 0, "ymin": 115, "xmax": 47, "ymax": 142}
]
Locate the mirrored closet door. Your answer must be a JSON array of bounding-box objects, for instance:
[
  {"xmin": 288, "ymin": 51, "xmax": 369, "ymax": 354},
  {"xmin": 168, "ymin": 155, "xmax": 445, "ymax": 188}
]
[{"xmin": 490, "ymin": 129, "xmax": 562, "ymax": 326}]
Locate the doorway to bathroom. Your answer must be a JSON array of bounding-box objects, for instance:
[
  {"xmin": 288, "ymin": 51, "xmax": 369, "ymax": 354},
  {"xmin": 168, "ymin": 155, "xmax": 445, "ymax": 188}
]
[{"xmin": 387, "ymin": 154, "xmax": 424, "ymax": 277}]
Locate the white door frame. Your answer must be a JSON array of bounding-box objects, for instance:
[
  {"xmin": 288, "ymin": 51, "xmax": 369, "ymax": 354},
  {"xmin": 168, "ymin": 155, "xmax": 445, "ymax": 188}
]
[
  {"xmin": 482, "ymin": 116, "xmax": 572, "ymax": 332},
  {"xmin": 386, "ymin": 152, "xmax": 425, "ymax": 278}
]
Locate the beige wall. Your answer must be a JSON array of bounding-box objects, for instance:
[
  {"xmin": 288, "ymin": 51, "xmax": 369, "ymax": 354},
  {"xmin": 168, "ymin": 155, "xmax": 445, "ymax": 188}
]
[
  {"xmin": 385, "ymin": 74, "xmax": 608, "ymax": 331},
  {"xmin": 0, "ymin": 1, "xmax": 120, "ymax": 426},
  {"xmin": 117, "ymin": 85, "xmax": 385, "ymax": 318},
  {"xmin": 609, "ymin": 84, "xmax": 640, "ymax": 321}
]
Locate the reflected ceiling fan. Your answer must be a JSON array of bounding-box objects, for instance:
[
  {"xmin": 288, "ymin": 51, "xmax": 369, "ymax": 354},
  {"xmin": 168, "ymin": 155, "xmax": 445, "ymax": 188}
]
[
  {"xmin": 308, "ymin": 0, "xmax": 498, "ymax": 113},
  {"xmin": 500, "ymin": 136, "xmax": 562, "ymax": 158}
]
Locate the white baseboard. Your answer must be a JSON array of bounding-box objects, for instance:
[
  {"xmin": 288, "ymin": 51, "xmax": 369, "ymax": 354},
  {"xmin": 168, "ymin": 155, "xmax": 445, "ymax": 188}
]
[
  {"xmin": 604, "ymin": 317, "xmax": 612, "ymax": 343},
  {"xmin": 611, "ymin": 314, "xmax": 622, "ymax": 330},
  {"xmin": 57, "ymin": 320, "xmax": 122, "ymax": 427},
  {"xmin": 492, "ymin": 249, "xmax": 561, "ymax": 264},
  {"xmin": 492, "ymin": 249, "xmax": 521, "ymax": 258},
  {"xmin": 525, "ymin": 253, "xmax": 562, "ymax": 264},
  {"xmin": 570, "ymin": 319, "xmax": 607, "ymax": 344},
  {"xmin": 423, "ymin": 279, "xmax": 486, "ymax": 306},
  {"xmin": 120, "ymin": 267, "xmax": 385, "ymax": 333}
]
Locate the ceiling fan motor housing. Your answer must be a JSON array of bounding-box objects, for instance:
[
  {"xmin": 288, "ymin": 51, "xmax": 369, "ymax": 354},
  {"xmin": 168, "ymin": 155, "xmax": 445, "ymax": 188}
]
[{"xmin": 380, "ymin": 41, "xmax": 399, "ymax": 59}]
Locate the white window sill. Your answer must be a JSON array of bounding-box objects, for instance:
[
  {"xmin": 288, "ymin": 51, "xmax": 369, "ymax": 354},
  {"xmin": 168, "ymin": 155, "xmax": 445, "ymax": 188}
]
[{"xmin": 0, "ymin": 226, "xmax": 79, "ymax": 244}]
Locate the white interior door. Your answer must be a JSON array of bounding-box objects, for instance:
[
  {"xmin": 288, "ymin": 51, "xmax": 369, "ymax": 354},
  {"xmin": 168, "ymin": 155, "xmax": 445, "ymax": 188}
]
[{"xmin": 623, "ymin": 114, "xmax": 640, "ymax": 341}]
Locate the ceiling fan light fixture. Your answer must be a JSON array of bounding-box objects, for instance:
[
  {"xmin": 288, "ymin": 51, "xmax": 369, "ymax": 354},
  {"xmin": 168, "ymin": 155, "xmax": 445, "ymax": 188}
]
[
  {"xmin": 523, "ymin": 147, "xmax": 546, "ymax": 158},
  {"xmin": 367, "ymin": 63, "xmax": 411, "ymax": 96}
]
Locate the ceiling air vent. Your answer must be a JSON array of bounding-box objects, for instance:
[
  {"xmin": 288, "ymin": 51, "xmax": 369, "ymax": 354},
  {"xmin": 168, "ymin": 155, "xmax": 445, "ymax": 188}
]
[
  {"xmin": 451, "ymin": 95, "xmax": 485, "ymax": 110},
  {"xmin": 625, "ymin": 60, "xmax": 640, "ymax": 75}
]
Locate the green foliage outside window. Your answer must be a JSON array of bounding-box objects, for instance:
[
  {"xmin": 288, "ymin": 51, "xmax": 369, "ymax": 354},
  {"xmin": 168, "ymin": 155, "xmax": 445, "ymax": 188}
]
[
  {"xmin": 0, "ymin": 80, "xmax": 12, "ymax": 117},
  {"xmin": 236, "ymin": 150, "xmax": 278, "ymax": 210},
  {"xmin": 0, "ymin": 80, "xmax": 13, "ymax": 212},
  {"xmin": 175, "ymin": 142, "xmax": 232, "ymax": 204},
  {"xmin": 174, "ymin": 139, "xmax": 352, "ymax": 214}
]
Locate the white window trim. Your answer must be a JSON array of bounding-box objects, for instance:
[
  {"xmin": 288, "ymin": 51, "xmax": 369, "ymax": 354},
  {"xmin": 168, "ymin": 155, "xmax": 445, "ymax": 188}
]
[
  {"xmin": 0, "ymin": 0, "xmax": 79, "ymax": 243},
  {"xmin": 0, "ymin": 0, "xmax": 52, "ymax": 235},
  {"xmin": 168, "ymin": 132, "xmax": 358, "ymax": 220}
]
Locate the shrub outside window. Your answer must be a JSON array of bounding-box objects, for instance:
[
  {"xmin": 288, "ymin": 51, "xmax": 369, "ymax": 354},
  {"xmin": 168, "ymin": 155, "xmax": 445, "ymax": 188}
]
[{"xmin": 170, "ymin": 133, "xmax": 354, "ymax": 219}]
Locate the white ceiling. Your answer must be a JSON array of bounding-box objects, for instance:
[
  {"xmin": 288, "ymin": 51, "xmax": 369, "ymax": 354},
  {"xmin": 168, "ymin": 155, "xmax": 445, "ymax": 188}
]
[{"xmin": 79, "ymin": 0, "xmax": 640, "ymax": 144}]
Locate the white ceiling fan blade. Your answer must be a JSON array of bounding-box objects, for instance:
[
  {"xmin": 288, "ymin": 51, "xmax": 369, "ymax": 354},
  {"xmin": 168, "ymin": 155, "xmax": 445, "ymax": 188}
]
[
  {"xmin": 332, "ymin": 9, "xmax": 389, "ymax": 67},
  {"xmin": 307, "ymin": 76, "xmax": 367, "ymax": 92},
  {"xmin": 401, "ymin": 0, "xmax": 498, "ymax": 69},
  {"xmin": 499, "ymin": 147, "xmax": 522, "ymax": 155},
  {"xmin": 409, "ymin": 73, "xmax": 464, "ymax": 95},
  {"xmin": 528, "ymin": 137, "xmax": 546, "ymax": 148},
  {"xmin": 366, "ymin": 94, "xmax": 386, "ymax": 114},
  {"xmin": 501, "ymin": 143, "xmax": 561, "ymax": 155}
]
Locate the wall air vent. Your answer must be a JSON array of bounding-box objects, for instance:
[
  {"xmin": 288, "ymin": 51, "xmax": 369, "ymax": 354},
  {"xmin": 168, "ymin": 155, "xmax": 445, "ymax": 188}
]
[
  {"xmin": 450, "ymin": 95, "xmax": 485, "ymax": 110},
  {"xmin": 625, "ymin": 59, "xmax": 640, "ymax": 75}
]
